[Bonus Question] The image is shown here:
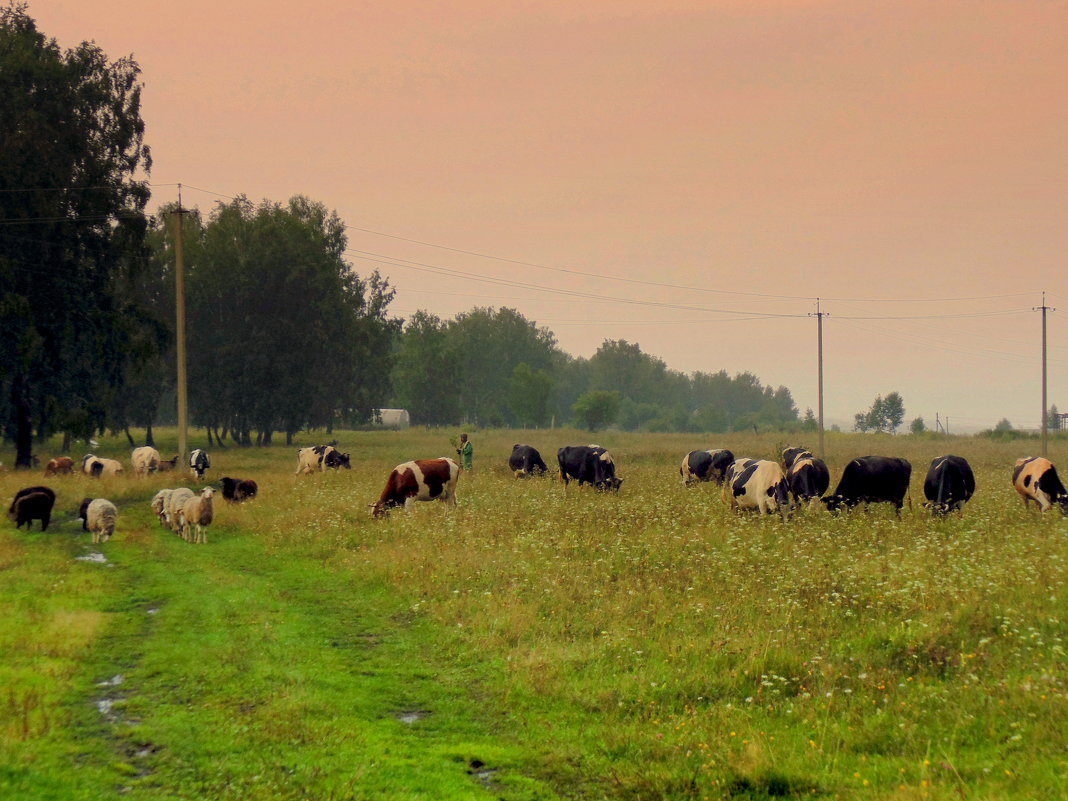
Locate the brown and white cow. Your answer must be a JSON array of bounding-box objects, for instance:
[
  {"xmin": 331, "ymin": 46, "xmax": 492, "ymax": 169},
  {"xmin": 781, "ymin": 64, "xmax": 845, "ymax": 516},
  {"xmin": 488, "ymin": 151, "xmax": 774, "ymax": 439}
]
[
  {"xmin": 370, "ymin": 458, "xmax": 459, "ymax": 518},
  {"xmin": 43, "ymin": 456, "xmax": 74, "ymax": 477},
  {"xmin": 1012, "ymin": 456, "xmax": 1068, "ymax": 512}
]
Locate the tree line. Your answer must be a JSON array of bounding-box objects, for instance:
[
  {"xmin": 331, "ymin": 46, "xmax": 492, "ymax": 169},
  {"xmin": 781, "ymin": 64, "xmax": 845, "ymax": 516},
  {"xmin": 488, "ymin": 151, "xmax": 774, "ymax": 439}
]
[{"xmin": 1, "ymin": 7, "xmax": 804, "ymax": 464}]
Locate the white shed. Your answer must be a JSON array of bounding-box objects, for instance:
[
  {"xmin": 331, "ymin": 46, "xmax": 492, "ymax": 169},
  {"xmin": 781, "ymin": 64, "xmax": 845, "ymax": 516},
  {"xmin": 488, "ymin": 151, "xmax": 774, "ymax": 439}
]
[{"xmin": 374, "ymin": 409, "xmax": 410, "ymax": 429}]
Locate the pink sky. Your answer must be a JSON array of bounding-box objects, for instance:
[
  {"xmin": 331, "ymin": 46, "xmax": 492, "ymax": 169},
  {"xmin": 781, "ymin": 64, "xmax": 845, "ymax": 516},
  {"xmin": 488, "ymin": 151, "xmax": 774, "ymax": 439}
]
[{"xmin": 29, "ymin": 0, "xmax": 1068, "ymax": 430}]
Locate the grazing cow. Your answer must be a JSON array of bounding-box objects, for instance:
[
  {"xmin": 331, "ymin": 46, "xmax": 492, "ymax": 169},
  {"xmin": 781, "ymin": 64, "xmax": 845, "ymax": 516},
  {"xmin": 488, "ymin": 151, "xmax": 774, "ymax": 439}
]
[
  {"xmin": 509, "ymin": 444, "xmax": 549, "ymax": 478},
  {"xmin": 782, "ymin": 447, "xmax": 810, "ymax": 471},
  {"xmin": 1012, "ymin": 457, "xmax": 1068, "ymax": 513},
  {"xmin": 189, "ymin": 449, "xmax": 211, "ymax": 480},
  {"xmin": 8, "ymin": 486, "xmax": 57, "ymax": 531},
  {"xmin": 822, "ymin": 456, "xmax": 912, "ymax": 514},
  {"xmin": 724, "ymin": 459, "xmax": 791, "ymax": 518},
  {"xmin": 82, "ymin": 454, "xmax": 123, "ymax": 478},
  {"xmin": 923, "ymin": 455, "xmax": 976, "ymax": 516},
  {"xmin": 680, "ymin": 449, "xmax": 735, "ymax": 485},
  {"xmin": 371, "ymin": 458, "xmax": 460, "ymax": 518},
  {"xmin": 295, "ymin": 445, "xmax": 351, "ymax": 475},
  {"xmin": 43, "ymin": 457, "xmax": 74, "ymax": 477},
  {"xmin": 131, "ymin": 446, "xmax": 161, "ymax": 478},
  {"xmin": 782, "ymin": 447, "xmax": 830, "ymax": 504},
  {"xmin": 557, "ymin": 445, "xmax": 624, "ymax": 492},
  {"xmin": 221, "ymin": 476, "xmax": 259, "ymax": 503}
]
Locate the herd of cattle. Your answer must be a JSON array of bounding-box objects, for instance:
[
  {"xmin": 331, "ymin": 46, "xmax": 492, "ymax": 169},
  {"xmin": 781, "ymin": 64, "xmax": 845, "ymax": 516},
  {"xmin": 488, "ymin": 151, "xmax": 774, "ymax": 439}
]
[
  {"xmin": 7, "ymin": 440, "xmax": 1068, "ymax": 539},
  {"xmin": 511, "ymin": 443, "xmax": 1068, "ymax": 520}
]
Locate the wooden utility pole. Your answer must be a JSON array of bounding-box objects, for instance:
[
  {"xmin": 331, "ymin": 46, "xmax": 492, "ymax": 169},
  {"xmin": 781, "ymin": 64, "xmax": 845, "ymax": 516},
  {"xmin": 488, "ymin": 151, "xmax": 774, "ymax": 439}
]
[
  {"xmin": 172, "ymin": 186, "xmax": 189, "ymax": 469},
  {"xmin": 811, "ymin": 298, "xmax": 827, "ymax": 459},
  {"xmin": 1035, "ymin": 292, "xmax": 1055, "ymax": 456}
]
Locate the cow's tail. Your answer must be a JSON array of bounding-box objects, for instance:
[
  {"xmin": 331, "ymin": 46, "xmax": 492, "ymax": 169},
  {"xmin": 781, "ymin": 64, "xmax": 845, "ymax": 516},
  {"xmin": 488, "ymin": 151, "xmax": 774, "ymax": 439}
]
[{"xmin": 907, "ymin": 485, "xmax": 913, "ymax": 512}]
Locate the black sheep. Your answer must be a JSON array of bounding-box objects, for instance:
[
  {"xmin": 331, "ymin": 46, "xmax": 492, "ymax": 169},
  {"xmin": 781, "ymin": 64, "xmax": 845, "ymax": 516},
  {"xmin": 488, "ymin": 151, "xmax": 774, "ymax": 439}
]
[{"xmin": 8, "ymin": 486, "xmax": 57, "ymax": 531}]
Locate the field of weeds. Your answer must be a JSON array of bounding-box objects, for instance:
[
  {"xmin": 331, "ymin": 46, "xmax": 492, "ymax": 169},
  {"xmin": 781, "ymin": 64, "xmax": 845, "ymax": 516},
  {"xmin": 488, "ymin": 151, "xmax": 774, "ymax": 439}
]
[{"xmin": 2, "ymin": 428, "xmax": 1067, "ymax": 799}]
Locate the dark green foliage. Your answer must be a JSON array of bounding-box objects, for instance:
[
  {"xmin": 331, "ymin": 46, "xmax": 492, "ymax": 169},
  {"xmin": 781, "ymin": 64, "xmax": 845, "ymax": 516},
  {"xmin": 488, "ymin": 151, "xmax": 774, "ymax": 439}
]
[
  {"xmin": 572, "ymin": 390, "xmax": 621, "ymax": 432},
  {"xmin": 854, "ymin": 392, "xmax": 906, "ymax": 434},
  {"xmin": 0, "ymin": 4, "xmax": 152, "ymax": 463},
  {"xmin": 391, "ymin": 311, "xmax": 462, "ymax": 425},
  {"xmin": 166, "ymin": 196, "xmax": 400, "ymax": 445},
  {"xmin": 392, "ymin": 323, "xmax": 799, "ymax": 432}
]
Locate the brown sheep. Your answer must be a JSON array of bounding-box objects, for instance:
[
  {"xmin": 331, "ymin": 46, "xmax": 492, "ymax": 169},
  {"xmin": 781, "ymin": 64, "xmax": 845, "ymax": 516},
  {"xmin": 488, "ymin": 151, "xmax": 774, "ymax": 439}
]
[{"xmin": 179, "ymin": 487, "xmax": 214, "ymax": 544}]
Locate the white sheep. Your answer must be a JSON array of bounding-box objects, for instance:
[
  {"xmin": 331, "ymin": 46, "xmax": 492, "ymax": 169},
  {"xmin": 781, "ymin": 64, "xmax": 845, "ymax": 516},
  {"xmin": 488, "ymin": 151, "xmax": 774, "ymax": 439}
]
[
  {"xmin": 166, "ymin": 488, "xmax": 195, "ymax": 538},
  {"xmin": 131, "ymin": 446, "xmax": 161, "ymax": 478},
  {"xmin": 150, "ymin": 489, "xmax": 173, "ymax": 527},
  {"xmin": 79, "ymin": 498, "xmax": 118, "ymax": 544},
  {"xmin": 178, "ymin": 487, "xmax": 214, "ymax": 544}
]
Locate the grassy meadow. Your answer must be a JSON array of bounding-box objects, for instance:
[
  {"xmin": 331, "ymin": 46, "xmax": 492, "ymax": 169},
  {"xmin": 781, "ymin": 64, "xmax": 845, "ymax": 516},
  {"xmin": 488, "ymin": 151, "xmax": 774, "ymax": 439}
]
[{"xmin": 1, "ymin": 428, "xmax": 1067, "ymax": 800}]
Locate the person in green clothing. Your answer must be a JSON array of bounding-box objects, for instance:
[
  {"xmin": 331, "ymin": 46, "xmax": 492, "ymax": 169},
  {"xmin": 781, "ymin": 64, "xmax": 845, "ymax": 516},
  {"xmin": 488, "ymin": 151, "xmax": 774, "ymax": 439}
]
[{"xmin": 456, "ymin": 433, "xmax": 473, "ymax": 471}]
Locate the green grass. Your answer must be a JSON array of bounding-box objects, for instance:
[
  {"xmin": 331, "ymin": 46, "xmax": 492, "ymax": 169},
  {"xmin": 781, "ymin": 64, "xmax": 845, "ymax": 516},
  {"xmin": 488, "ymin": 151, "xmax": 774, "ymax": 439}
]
[{"xmin": 2, "ymin": 428, "xmax": 1067, "ymax": 799}]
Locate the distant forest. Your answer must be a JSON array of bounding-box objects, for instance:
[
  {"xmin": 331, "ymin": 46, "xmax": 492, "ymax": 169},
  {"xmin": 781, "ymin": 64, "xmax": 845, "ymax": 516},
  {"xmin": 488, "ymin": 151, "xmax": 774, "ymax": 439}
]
[{"xmin": 0, "ymin": 7, "xmax": 804, "ymax": 460}]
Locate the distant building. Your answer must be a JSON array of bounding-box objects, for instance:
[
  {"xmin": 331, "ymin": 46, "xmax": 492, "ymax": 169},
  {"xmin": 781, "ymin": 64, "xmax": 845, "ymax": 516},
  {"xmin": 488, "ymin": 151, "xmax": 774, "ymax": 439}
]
[{"xmin": 373, "ymin": 409, "xmax": 410, "ymax": 430}]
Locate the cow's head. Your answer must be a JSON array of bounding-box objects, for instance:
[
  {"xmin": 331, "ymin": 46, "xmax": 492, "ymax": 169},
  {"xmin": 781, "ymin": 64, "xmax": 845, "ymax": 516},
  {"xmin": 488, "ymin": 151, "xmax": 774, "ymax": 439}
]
[
  {"xmin": 821, "ymin": 494, "xmax": 846, "ymax": 513},
  {"xmin": 369, "ymin": 500, "xmax": 394, "ymax": 519},
  {"xmin": 78, "ymin": 498, "xmax": 92, "ymax": 531},
  {"xmin": 327, "ymin": 450, "xmax": 352, "ymax": 469}
]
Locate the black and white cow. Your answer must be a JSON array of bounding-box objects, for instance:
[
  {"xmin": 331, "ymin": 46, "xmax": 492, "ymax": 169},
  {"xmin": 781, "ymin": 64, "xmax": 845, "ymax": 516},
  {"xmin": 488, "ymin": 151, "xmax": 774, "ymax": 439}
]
[
  {"xmin": 822, "ymin": 456, "xmax": 912, "ymax": 514},
  {"xmin": 1012, "ymin": 456, "xmax": 1068, "ymax": 513},
  {"xmin": 189, "ymin": 448, "xmax": 211, "ymax": 480},
  {"xmin": 781, "ymin": 447, "xmax": 810, "ymax": 471},
  {"xmin": 782, "ymin": 447, "xmax": 830, "ymax": 505},
  {"xmin": 557, "ymin": 445, "xmax": 623, "ymax": 492},
  {"xmin": 723, "ymin": 459, "xmax": 791, "ymax": 518},
  {"xmin": 680, "ymin": 449, "xmax": 735, "ymax": 486},
  {"xmin": 923, "ymin": 455, "xmax": 976, "ymax": 516},
  {"xmin": 295, "ymin": 445, "xmax": 352, "ymax": 474},
  {"xmin": 509, "ymin": 444, "xmax": 549, "ymax": 478},
  {"xmin": 371, "ymin": 458, "xmax": 460, "ymax": 517}
]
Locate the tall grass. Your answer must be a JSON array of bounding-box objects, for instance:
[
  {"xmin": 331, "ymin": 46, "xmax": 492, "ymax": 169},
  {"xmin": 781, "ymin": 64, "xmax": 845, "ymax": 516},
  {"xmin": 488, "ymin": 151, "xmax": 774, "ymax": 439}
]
[{"xmin": 1, "ymin": 428, "xmax": 1066, "ymax": 799}]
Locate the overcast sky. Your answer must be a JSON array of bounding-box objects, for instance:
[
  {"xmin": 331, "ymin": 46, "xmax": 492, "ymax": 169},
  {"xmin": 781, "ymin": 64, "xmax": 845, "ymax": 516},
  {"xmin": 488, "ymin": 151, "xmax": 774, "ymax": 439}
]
[{"xmin": 29, "ymin": 0, "xmax": 1068, "ymax": 430}]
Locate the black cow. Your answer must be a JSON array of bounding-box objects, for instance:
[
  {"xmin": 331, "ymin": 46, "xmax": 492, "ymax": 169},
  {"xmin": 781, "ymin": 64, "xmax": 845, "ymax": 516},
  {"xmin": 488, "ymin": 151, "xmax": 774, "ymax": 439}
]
[
  {"xmin": 782, "ymin": 448, "xmax": 830, "ymax": 504},
  {"xmin": 8, "ymin": 486, "xmax": 57, "ymax": 531},
  {"xmin": 189, "ymin": 448, "xmax": 211, "ymax": 479},
  {"xmin": 557, "ymin": 445, "xmax": 623, "ymax": 492},
  {"xmin": 822, "ymin": 456, "xmax": 912, "ymax": 514},
  {"xmin": 509, "ymin": 444, "xmax": 549, "ymax": 478},
  {"xmin": 923, "ymin": 455, "xmax": 975, "ymax": 516},
  {"xmin": 680, "ymin": 449, "xmax": 734, "ymax": 485}
]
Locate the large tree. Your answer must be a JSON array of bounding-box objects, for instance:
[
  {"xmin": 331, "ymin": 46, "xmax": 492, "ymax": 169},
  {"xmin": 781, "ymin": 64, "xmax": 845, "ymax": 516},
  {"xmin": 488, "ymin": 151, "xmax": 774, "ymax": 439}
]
[
  {"xmin": 164, "ymin": 195, "xmax": 399, "ymax": 445},
  {"xmin": 1, "ymin": 5, "xmax": 152, "ymax": 466}
]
